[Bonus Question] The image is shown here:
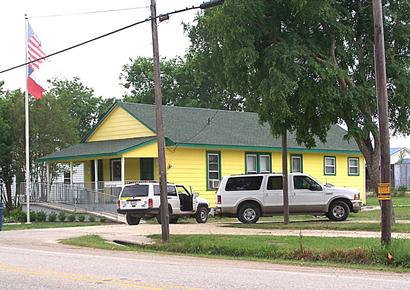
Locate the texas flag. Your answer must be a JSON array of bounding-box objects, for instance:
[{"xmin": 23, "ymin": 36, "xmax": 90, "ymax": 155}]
[{"xmin": 27, "ymin": 22, "xmax": 46, "ymax": 100}]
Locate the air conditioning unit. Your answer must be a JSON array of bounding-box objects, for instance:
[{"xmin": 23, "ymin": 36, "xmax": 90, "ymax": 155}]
[{"xmin": 209, "ymin": 179, "xmax": 220, "ymax": 189}]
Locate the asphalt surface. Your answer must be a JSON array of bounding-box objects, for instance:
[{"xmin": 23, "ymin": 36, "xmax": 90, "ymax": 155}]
[{"xmin": 0, "ymin": 224, "xmax": 410, "ymax": 290}]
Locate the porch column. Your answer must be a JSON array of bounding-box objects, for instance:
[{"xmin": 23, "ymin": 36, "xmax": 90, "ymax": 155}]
[
  {"xmin": 70, "ymin": 162, "xmax": 73, "ymax": 186},
  {"xmin": 94, "ymin": 160, "xmax": 99, "ymax": 203},
  {"xmin": 121, "ymin": 157, "xmax": 125, "ymax": 186},
  {"xmin": 46, "ymin": 162, "xmax": 50, "ymax": 200},
  {"xmin": 94, "ymin": 160, "xmax": 99, "ymax": 189}
]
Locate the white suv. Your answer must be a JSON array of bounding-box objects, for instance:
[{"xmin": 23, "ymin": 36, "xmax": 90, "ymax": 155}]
[
  {"xmin": 215, "ymin": 173, "xmax": 361, "ymax": 223},
  {"xmin": 117, "ymin": 182, "xmax": 210, "ymax": 225}
]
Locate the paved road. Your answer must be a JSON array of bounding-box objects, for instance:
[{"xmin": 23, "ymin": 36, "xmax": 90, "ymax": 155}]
[
  {"xmin": 1, "ymin": 243, "xmax": 410, "ymax": 290},
  {"xmin": 0, "ymin": 224, "xmax": 410, "ymax": 289}
]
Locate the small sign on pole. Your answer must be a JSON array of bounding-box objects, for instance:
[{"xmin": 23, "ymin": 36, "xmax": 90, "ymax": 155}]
[{"xmin": 377, "ymin": 183, "xmax": 391, "ymax": 200}]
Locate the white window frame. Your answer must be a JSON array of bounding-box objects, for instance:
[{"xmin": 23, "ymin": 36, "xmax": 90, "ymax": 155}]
[
  {"xmin": 246, "ymin": 154, "xmax": 258, "ymax": 174},
  {"xmin": 207, "ymin": 152, "xmax": 220, "ymax": 190},
  {"xmin": 348, "ymin": 157, "xmax": 360, "ymax": 176},
  {"xmin": 259, "ymin": 154, "xmax": 271, "ymax": 174},
  {"xmin": 324, "ymin": 156, "xmax": 336, "ymax": 175},
  {"xmin": 291, "ymin": 155, "xmax": 303, "ymax": 173}
]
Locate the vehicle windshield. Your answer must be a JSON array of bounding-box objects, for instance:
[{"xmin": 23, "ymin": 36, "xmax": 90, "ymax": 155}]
[{"xmin": 121, "ymin": 184, "xmax": 149, "ymax": 197}]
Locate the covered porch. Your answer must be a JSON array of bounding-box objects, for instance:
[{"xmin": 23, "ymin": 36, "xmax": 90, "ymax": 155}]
[{"xmin": 35, "ymin": 137, "xmax": 160, "ymax": 211}]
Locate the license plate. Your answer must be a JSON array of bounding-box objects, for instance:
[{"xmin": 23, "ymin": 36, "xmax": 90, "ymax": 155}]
[{"xmin": 131, "ymin": 201, "xmax": 137, "ymax": 206}]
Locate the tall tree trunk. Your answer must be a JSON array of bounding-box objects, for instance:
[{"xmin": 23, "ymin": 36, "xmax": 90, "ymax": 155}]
[
  {"xmin": 366, "ymin": 154, "xmax": 381, "ymax": 192},
  {"xmin": 5, "ymin": 181, "xmax": 13, "ymax": 210}
]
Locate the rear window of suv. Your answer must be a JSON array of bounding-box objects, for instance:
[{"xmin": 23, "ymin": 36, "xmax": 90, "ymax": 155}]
[
  {"xmin": 121, "ymin": 184, "xmax": 149, "ymax": 197},
  {"xmin": 225, "ymin": 176, "xmax": 263, "ymax": 191}
]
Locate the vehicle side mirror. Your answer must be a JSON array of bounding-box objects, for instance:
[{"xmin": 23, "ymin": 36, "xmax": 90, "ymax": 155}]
[{"xmin": 193, "ymin": 192, "xmax": 199, "ymax": 197}]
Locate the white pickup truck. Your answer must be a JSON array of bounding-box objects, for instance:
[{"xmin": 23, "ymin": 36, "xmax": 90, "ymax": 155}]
[
  {"xmin": 117, "ymin": 182, "xmax": 210, "ymax": 225},
  {"xmin": 215, "ymin": 173, "xmax": 361, "ymax": 223}
]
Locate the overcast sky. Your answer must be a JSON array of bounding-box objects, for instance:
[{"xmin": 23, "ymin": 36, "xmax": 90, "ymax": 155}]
[{"xmin": 1, "ymin": 0, "xmax": 409, "ymax": 148}]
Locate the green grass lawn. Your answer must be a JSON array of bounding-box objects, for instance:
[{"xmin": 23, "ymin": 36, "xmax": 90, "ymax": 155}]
[
  {"xmin": 225, "ymin": 220, "xmax": 410, "ymax": 233},
  {"xmin": 366, "ymin": 196, "xmax": 410, "ymax": 206},
  {"xmin": 62, "ymin": 234, "xmax": 410, "ymax": 271},
  {"xmin": 2, "ymin": 222, "xmax": 105, "ymax": 231}
]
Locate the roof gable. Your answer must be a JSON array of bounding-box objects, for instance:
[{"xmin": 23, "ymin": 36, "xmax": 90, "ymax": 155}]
[{"xmin": 86, "ymin": 104, "xmax": 155, "ymax": 142}]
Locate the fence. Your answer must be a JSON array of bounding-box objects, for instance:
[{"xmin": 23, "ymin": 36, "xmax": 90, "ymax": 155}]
[
  {"xmin": 18, "ymin": 182, "xmax": 122, "ymax": 214},
  {"xmin": 393, "ymin": 164, "xmax": 410, "ymax": 189}
]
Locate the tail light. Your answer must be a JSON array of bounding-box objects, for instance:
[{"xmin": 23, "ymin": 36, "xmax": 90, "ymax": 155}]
[
  {"xmin": 148, "ymin": 198, "xmax": 153, "ymax": 208},
  {"xmin": 354, "ymin": 193, "xmax": 360, "ymax": 200},
  {"xmin": 117, "ymin": 199, "xmax": 120, "ymax": 208},
  {"xmin": 217, "ymin": 195, "xmax": 221, "ymax": 204}
]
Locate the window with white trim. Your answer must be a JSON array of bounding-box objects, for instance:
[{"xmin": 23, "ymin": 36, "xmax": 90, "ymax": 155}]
[
  {"xmin": 207, "ymin": 152, "xmax": 221, "ymax": 190},
  {"xmin": 259, "ymin": 155, "xmax": 271, "ymax": 173},
  {"xmin": 324, "ymin": 156, "xmax": 336, "ymax": 175},
  {"xmin": 348, "ymin": 157, "xmax": 359, "ymax": 176},
  {"xmin": 245, "ymin": 153, "xmax": 271, "ymax": 174},
  {"xmin": 246, "ymin": 154, "xmax": 257, "ymax": 174},
  {"xmin": 291, "ymin": 155, "xmax": 303, "ymax": 173}
]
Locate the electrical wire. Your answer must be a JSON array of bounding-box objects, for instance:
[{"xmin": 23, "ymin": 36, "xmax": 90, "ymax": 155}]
[
  {"xmin": 0, "ymin": 4, "xmax": 203, "ymax": 75},
  {"xmin": 30, "ymin": 6, "xmax": 149, "ymax": 19}
]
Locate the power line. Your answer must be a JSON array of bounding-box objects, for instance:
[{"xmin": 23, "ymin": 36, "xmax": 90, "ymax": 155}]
[
  {"xmin": 0, "ymin": 4, "xmax": 204, "ymax": 75},
  {"xmin": 30, "ymin": 6, "xmax": 149, "ymax": 19}
]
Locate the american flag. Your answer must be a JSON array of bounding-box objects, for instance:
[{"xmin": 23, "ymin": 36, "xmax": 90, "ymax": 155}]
[{"xmin": 27, "ymin": 22, "xmax": 46, "ymax": 99}]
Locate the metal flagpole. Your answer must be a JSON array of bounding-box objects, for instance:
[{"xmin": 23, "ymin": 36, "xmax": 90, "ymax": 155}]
[{"xmin": 24, "ymin": 14, "xmax": 31, "ymax": 224}]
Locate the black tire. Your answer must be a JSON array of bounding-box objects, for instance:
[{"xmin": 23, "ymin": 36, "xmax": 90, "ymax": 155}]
[
  {"xmin": 195, "ymin": 206, "xmax": 209, "ymax": 223},
  {"xmin": 170, "ymin": 217, "xmax": 179, "ymax": 224},
  {"xmin": 327, "ymin": 200, "xmax": 350, "ymax": 221},
  {"xmin": 126, "ymin": 214, "xmax": 141, "ymax": 225},
  {"xmin": 237, "ymin": 202, "xmax": 260, "ymax": 224}
]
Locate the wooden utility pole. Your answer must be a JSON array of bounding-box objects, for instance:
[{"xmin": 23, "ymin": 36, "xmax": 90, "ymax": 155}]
[
  {"xmin": 282, "ymin": 130, "xmax": 290, "ymax": 225},
  {"xmin": 150, "ymin": 0, "xmax": 169, "ymax": 242},
  {"xmin": 372, "ymin": 0, "xmax": 391, "ymax": 245}
]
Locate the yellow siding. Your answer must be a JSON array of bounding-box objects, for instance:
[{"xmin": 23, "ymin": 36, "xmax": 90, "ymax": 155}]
[
  {"xmin": 166, "ymin": 147, "xmax": 209, "ymax": 200},
  {"xmin": 165, "ymin": 147, "xmax": 365, "ymax": 207},
  {"xmin": 87, "ymin": 106, "xmax": 155, "ymax": 142},
  {"xmin": 82, "ymin": 144, "xmax": 366, "ymax": 206},
  {"xmin": 122, "ymin": 142, "xmax": 158, "ymax": 158},
  {"xmin": 84, "ymin": 161, "xmax": 91, "ymax": 183},
  {"xmin": 125, "ymin": 158, "xmax": 140, "ymax": 181}
]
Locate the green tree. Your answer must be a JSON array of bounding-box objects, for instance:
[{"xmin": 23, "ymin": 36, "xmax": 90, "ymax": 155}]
[
  {"xmin": 47, "ymin": 77, "xmax": 103, "ymax": 138},
  {"xmin": 120, "ymin": 56, "xmax": 243, "ymax": 110},
  {"xmin": 187, "ymin": 0, "xmax": 410, "ymax": 190}
]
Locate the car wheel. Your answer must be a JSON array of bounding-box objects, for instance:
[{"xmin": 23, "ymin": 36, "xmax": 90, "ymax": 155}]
[
  {"xmin": 170, "ymin": 217, "xmax": 179, "ymax": 224},
  {"xmin": 195, "ymin": 206, "xmax": 209, "ymax": 223},
  {"xmin": 327, "ymin": 201, "xmax": 350, "ymax": 221},
  {"xmin": 126, "ymin": 214, "xmax": 141, "ymax": 225},
  {"xmin": 237, "ymin": 203, "xmax": 260, "ymax": 224}
]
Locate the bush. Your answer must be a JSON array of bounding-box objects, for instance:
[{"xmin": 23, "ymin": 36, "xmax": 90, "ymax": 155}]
[
  {"xmin": 78, "ymin": 215, "xmax": 85, "ymax": 222},
  {"xmin": 36, "ymin": 210, "xmax": 47, "ymax": 222},
  {"xmin": 17, "ymin": 211, "xmax": 27, "ymax": 223},
  {"xmin": 48, "ymin": 212, "xmax": 57, "ymax": 222},
  {"xmin": 58, "ymin": 211, "xmax": 66, "ymax": 222},
  {"xmin": 67, "ymin": 213, "xmax": 76, "ymax": 222},
  {"xmin": 99, "ymin": 217, "xmax": 107, "ymax": 223},
  {"xmin": 30, "ymin": 211, "xmax": 37, "ymax": 222},
  {"xmin": 88, "ymin": 215, "xmax": 95, "ymax": 222}
]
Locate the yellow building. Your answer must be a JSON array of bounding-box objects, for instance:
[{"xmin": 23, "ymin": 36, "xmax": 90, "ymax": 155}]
[{"xmin": 39, "ymin": 102, "xmax": 366, "ymax": 206}]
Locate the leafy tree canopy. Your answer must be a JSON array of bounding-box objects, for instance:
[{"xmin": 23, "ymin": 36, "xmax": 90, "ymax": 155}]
[
  {"xmin": 120, "ymin": 56, "xmax": 244, "ymax": 110},
  {"xmin": 187, "ymin": 0, "xmax": 410, "ymax": 189}
]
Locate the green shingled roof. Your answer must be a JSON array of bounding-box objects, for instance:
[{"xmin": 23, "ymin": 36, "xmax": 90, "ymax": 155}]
[
  {"xmin": 118, "ymin": 102, "xmax": 359, "ymax": 152},
  {"xmin": 40, "ymin": 102, "xmax": 360, "ymax": 162},
  {"xmin": 39, "ymin": 137, "xmax": 156, "ymax": 162}
]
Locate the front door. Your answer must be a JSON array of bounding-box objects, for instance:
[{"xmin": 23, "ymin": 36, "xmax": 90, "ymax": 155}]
[{"xmin": 140, "ymin": 158, "xmax": 154, "ymax": 180}]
